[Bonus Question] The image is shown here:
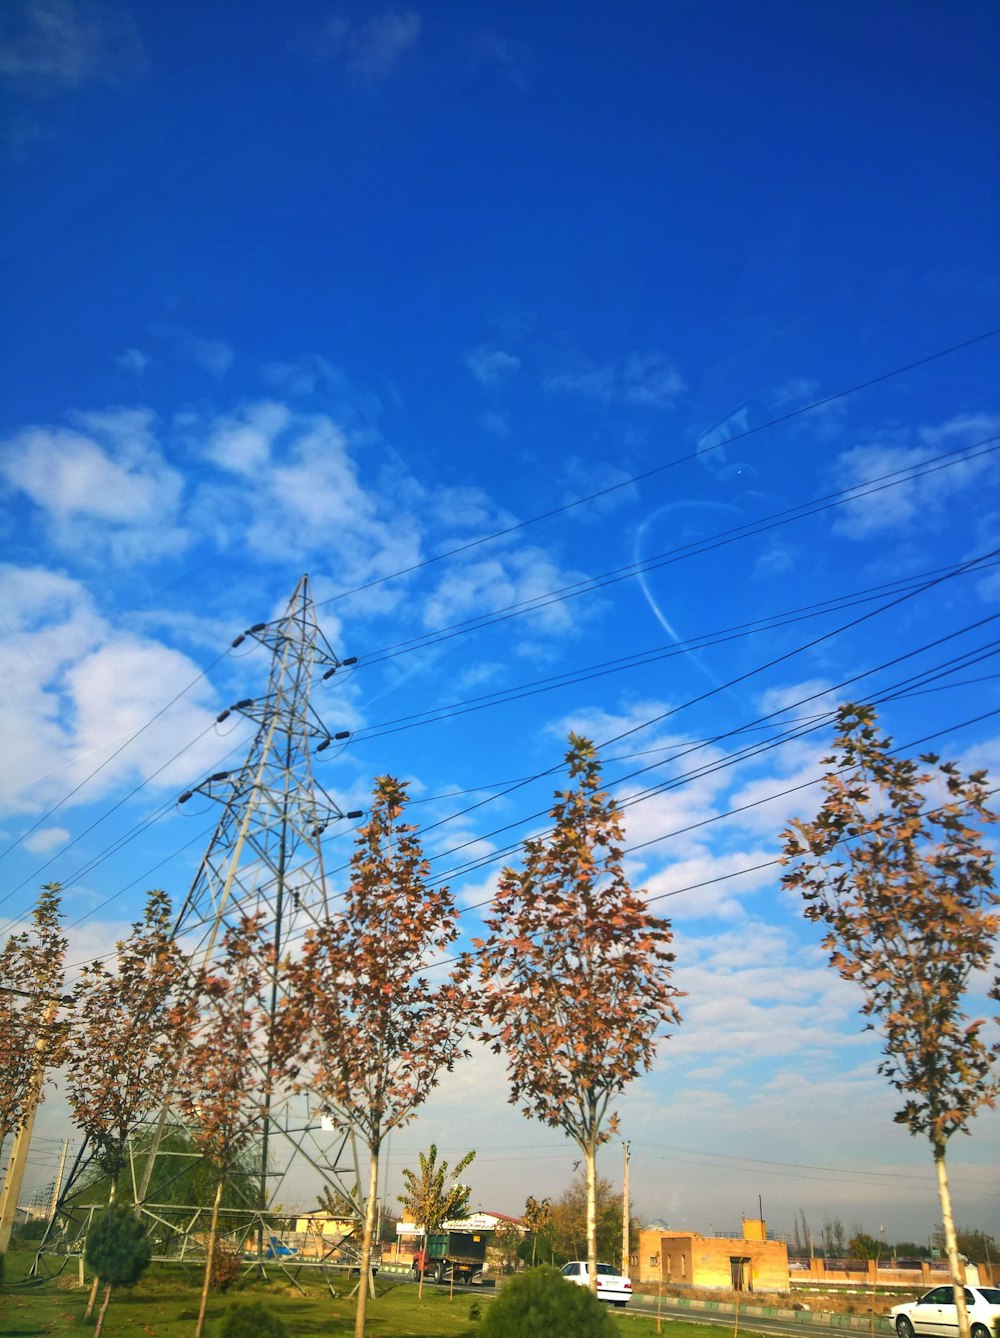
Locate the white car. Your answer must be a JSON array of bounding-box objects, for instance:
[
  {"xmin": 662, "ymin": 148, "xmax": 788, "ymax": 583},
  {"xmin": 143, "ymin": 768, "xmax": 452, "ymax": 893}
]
[
  {"xmin": 559, "ymin": 1260, "xmax": 632, "ymax": 1306},
  {"xmin": 890, "ymin": 1285, "xmax": 1000, "ymax": 1338}
]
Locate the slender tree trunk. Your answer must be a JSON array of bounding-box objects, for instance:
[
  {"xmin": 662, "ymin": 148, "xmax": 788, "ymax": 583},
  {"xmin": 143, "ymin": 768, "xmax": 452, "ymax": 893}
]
[
  {"xmin": 85, "ymin": 1178, "xmax": 118, "ymax": 1319},
  {"xmin": 585, "ymin": 1133, "xmax": 598, "ymax": 1295},
  {"xmin": 934, "ymin": 1143, "xmax": 971, "ymax": 1338},
  {"xmin": 196, "ymin": 1177, "xmax": 224, "ymax": 1338},
  {"xmin": 354, "ymin": 1143, "xmax": 380, "ymax": 1338},
  {"xmin": 92, "ymin": 1283, "xmax": 113, "ymax": 1338}
]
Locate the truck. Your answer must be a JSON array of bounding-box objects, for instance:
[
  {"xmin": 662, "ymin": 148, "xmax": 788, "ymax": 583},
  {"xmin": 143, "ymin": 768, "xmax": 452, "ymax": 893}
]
[{"xmin": 413, "ymin": 1229, "xmax": 487, "ymax": 1285}]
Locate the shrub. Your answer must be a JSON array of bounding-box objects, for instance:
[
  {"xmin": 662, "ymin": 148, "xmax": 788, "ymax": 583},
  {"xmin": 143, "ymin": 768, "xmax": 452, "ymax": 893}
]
[
  {"xmin": 84, "ymin": 1204, "xmax": 152, "ymax": 1287},
  {"xmin": 0, "ymin": 1251, "xmax": 5, "ymax": 1289},
  {"xmin": 211, "ymin": 1238, "xmax": 244, "ymax": 1293},
  {"xmin": 217, "ymin": 1300, "xmax": 289, "ymax": 1338},
  {"xmin": 478, "ymin": 1265, "xmax": 618, "ymax": 1338}
]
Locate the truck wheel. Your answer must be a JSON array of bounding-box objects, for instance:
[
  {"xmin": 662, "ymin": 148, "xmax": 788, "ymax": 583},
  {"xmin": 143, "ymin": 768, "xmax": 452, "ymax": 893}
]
[{"xmin": 434, "ymin": 1261, "xmax": 446, "ymax": 1284}]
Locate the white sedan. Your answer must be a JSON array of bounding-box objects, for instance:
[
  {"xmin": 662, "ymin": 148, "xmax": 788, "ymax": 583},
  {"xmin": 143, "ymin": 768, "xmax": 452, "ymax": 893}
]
[
  {"xmin": 559, "ymin": 1260, "xmax": 632, "ymax": 1306},
  {"xmin": 890, "ymin": 1285, "xmax": 1000, "ymax": 1338}
]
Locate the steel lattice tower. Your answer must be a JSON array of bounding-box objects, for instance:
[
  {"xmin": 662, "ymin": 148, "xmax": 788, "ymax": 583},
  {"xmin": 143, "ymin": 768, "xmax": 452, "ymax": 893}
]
[{"xmin": 40, "ymin": 576, "xmax": 369, "ymax": 1279}]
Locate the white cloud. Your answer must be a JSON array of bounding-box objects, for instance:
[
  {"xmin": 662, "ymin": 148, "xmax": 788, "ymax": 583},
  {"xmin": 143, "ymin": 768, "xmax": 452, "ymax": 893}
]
[
  {"xmin": 465, "ymin": 346, "xmax": 521, "ymax": 387},
  {"xmin": 295, "ymin": 8, "xmax": 421, "ymax": 83},
  {"xmin": 0, "ymin": 0, "xmax": 147, "ymax": 93},
  {"xmin": 545, "ymin": 350, "xmax": 684, "ymax": 411},
  {"xmin": 421, "ymin": 547, "xmax": 587, "ymax": 637},
  {"xmin": 21, "ymin": 825, "xmax": 69, "ymax": 853},
  {"xmin": 0, "ymin": 565, "xmax": 228, "ymax": 815},
  {"xmin": 831, "ymin": 413, "xmax": 1000, "ymax": 540},
  {"xmin": 203, "ymin": 400, "xmax": 291, "ymax": 475},
  {"xmin": 642, "ymin": 846, "xmax": 778, "ymax": 922},
  {"xmin": 0, "ymin": 407, "xmax": 187, "ymax": 561}
]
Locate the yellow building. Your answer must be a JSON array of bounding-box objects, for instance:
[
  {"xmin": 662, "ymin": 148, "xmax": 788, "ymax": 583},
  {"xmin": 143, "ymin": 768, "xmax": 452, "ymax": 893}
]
[{"xmin": 637, "ymin": 1218, "xmax": 789, "ymax": 1293}]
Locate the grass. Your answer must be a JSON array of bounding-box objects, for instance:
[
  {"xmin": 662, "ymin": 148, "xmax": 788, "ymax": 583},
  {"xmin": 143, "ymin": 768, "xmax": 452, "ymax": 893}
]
[{"xmin": 0, "ymin": 1254, "xmax": 773, "ymax": 1338}]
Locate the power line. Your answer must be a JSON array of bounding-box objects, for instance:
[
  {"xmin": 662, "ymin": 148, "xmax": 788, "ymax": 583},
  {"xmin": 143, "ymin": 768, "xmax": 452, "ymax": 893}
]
[
  {"xmin": 356, "ymin": 433, "xmax": 1000, "ymax": 667},
  {"xmin": 4, "ymin": 432, "xmax": 993, "ymax": 923},
  {"xmin": 347, "ymin": 556, "xmax": 999, "ymax": 744},
  {"xmin": 306, "ymin": 327, "xmax": 1000, "ymax": 616}
]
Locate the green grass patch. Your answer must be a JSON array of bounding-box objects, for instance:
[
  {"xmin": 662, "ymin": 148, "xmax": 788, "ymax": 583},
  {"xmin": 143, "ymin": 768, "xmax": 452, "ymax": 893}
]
[{"xmin": 0, "ymin": 1260, "xmax": 776, "ymax": 1338}]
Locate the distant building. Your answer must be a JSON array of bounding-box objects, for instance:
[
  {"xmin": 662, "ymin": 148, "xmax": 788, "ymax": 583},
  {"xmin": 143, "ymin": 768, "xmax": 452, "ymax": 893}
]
[{"xmin": 636, "ymin": 1217, "xmax": 789, "ymax": 1292}]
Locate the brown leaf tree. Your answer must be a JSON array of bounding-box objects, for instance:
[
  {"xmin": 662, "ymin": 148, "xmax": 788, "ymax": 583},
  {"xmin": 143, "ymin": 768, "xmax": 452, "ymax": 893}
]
[
  {"xmin": 175, "ymin": 914, "xmax": 275, "ymax": 1338},
  {"xmin": 66, "ymin": 888, "xmax": 195, "ymax": 1323},
  {"xmin": 0, "ymin": 884, "xmax": 67, "ymax": 1145},
  {"xmin": 277, "ymin": 776, "xmax": 471, "ymax": 1338},
  {"xmin": 67, "ymin": 889, "xmax": 194, "ymax": 1195},
  {"xmin": 0, "ymin": 884, "xmax": 67, "ymax": 1255},
  {"xmin": 474, "ymin": 734, "xmax": 682, "ymax": 1291},
  {"xmin": 781, "ymin": 703, "xmax": 1000, "ymax": 1338}
]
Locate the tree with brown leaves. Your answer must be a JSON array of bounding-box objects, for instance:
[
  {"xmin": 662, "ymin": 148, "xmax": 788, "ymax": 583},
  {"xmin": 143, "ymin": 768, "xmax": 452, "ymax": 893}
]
[
  {"xmin": 781, "ymin": 703, "xmax": 1000, "ymax": 1338},
  {"xmin": 0, "ymin": 884, "xmax": 67, "ymax": 1145},
  {"xmin": 176, "ymin": 915, "xmax": 275, "ymax": 1338},
  {"xmin": 67, "ymin": 889, "xmax": 194, "ymax": 1195},
  {"xmin": 278, "ymin": 776, "xmax": 471, "ymax": 1338},
  {"xmin": 474, "ymin": 734, "xmax": 682, "ymax": 1292},
  {"xmin": 0, "ymin": 883, "xmax": 67, "ymax": 1255},
  {"xmin": 67, "ymin": 888, "xmax": 194, "ymax": 1322}
]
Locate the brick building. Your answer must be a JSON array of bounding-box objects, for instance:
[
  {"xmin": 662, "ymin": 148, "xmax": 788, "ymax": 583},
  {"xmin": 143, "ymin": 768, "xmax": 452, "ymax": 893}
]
[{"xmin": 637, "ymin": 1217, "xmax": 789, "ymax": 1292}]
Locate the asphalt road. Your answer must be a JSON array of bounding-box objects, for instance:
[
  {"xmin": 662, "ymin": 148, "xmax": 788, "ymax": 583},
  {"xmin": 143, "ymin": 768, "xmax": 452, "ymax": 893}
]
[{"xmin": 400, "ymin": 1274, "xmax": 880, "ymax": 1338}]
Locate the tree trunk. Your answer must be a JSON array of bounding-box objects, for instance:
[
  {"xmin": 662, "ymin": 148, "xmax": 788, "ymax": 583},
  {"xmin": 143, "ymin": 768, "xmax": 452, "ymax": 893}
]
[
  {"xmin": 354, "ymin": 1143, "xmax": 380, "ymax": 1338},
  {"xmin": 85, "ymin": 1179, "xmax": 118, "ymax": 1319},
  {"xmin": 92, "ymin": 1282, "xmax": 113, "ymax": 1338},
  {"xmin": 585, "ymin": 1134, "xmax": 598, "ymax": 1295},
  {"xmin": 195, "ymin": 1176, "xmax": 224, "ymax": 1338},
  {"xmin": 934, "ymin": 1144, "xmax": 971, "ymax": 1338}
]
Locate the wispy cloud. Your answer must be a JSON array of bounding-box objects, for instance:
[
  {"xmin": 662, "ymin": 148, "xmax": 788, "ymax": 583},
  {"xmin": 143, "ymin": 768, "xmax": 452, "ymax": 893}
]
[
  {"xmin": 293, "ymin": 8, "xmax": 421, "ymax": 84},
  {"xmin": 0, "ymin": 0, "xmax": 146, "ymax": 93},
  {"xmin": 472, "ymin": 32, "xmax": 529, "ymax": 93},
  {"xmin": 465, "ymin": 346, "xmax": 521, "ymax": 387},
  {"xmin": 545, "ymin": 349, "xmax": 685, "ymax": 410},
  {"xmin": 113, "ymin": 347, "xmax": 149, "ymax": 376}
]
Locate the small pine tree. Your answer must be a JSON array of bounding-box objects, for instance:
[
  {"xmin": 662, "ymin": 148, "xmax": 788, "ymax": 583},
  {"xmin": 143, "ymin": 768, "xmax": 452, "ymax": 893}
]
[
  {"xmin": 84, "ymin": 1204, "xmax": 152, "ymax": 1338},
  {"xmin": 217, "ymin": 1300, "xmax": 289, "ymax": 1338},
  {"xmin": 478, "ymin": 1265, "xmax": 617, "ymax": 1338}
]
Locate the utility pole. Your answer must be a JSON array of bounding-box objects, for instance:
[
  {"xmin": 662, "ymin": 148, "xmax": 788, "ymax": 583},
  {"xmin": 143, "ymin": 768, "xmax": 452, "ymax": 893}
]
[
  {"xmin": 0, "ymin": 999, "xmax": 61, "ymax": 1254},
  {"xmin": 622, "ymin": 1141, "xmax": 631, "ymax": 1277},
  {"xmin": 48, "ymin": 1140, "xmax": 69, "ymax": 1220}
]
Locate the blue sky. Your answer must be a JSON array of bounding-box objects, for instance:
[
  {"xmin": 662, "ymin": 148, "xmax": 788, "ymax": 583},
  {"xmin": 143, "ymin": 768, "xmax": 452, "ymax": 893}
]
[{"xmin": 2, "ymin": 0, "xmax": 999, "ymax": 1241}]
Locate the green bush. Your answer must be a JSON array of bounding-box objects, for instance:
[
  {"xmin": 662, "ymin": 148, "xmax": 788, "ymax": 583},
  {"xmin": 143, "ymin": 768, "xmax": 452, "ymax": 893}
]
[
  {"xmin": 478, "ymin": 1265, "xmax": 618, "ymax": 1338},
  {"xmin": 84, "ymin": 1204, "xmax": 152, "ymax": 1288},
  {"xmin": 217, "ymin": 1300, "xmax": 289, "ymax": 1338},
  {"xmin": 0, "ymin": 1251, "xmax": 5, "ymax": 1289}
]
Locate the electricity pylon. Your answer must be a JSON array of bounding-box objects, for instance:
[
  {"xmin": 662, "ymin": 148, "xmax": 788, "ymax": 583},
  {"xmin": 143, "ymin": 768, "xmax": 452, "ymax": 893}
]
[{"xmin": 40, "ymin": 575, "xmax": 368, "ymax": 1278}]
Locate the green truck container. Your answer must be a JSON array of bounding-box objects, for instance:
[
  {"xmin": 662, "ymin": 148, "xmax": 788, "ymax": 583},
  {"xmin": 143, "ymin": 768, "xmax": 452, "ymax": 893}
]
[{"xmin": 422, "ymin": 1230, "xmax": 487, "ymax": 1284}]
